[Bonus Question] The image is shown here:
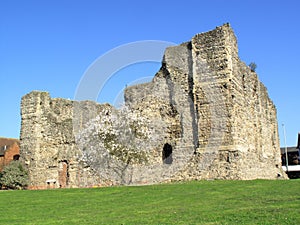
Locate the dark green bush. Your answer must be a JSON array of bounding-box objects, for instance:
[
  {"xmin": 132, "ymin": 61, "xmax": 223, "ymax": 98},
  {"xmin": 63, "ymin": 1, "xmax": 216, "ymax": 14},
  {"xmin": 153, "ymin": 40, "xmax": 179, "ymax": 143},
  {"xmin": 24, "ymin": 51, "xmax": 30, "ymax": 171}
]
[{"xmin": 0, "ymin": 161, "xmax": 29, "ymax": 190}]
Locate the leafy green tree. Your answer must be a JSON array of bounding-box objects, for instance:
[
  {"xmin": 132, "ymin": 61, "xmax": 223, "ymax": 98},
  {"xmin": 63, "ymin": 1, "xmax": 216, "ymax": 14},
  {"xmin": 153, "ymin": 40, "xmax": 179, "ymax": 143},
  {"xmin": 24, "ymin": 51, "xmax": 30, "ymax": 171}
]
[{"xmin": 0, "ymin": 161, "xmax": 29, "ymax": 190}]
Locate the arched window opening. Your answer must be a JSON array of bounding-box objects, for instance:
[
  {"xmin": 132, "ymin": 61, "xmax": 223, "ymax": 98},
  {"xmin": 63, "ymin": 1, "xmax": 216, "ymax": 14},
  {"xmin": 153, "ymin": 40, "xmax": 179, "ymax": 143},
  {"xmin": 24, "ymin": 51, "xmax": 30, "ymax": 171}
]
[{"xmin": 162, "ymin": 143, "xmax": 173, "ymax": 164}]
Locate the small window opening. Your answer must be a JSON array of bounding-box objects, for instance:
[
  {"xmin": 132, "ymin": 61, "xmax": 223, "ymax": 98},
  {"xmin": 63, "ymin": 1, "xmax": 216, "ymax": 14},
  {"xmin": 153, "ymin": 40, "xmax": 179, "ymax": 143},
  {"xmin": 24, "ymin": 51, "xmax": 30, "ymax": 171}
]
[
  {"xmin": 13, "ymin": 154, "xmax": 20, "ymax": 161},
  {"xmin": 162, "ymin": 143, "xmax": 173, "ymax": 164}
]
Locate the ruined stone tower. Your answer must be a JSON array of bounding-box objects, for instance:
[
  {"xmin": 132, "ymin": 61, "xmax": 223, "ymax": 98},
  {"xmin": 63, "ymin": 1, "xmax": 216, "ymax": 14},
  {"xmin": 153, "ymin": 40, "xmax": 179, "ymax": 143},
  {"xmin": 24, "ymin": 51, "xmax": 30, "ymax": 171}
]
[{"xmin": 20, "ymin": 24, "xmax": 285, "ymax": 189}]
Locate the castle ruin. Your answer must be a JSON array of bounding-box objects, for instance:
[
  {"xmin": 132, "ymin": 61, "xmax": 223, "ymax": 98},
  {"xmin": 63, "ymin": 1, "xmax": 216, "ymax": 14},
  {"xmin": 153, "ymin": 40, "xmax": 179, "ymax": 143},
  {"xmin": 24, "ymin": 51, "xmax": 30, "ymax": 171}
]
[{"xmin": 20, "ymin": 24, "xmax": 285, "ymax": 189}]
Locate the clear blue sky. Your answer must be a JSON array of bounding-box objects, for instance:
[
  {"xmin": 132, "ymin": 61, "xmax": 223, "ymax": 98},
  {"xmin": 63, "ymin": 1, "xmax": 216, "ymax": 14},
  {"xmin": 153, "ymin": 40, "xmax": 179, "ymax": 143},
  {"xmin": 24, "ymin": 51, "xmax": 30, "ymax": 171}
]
[{"xmin": 1, "ymin": 0, "xmax": 299, "ymax": 146}]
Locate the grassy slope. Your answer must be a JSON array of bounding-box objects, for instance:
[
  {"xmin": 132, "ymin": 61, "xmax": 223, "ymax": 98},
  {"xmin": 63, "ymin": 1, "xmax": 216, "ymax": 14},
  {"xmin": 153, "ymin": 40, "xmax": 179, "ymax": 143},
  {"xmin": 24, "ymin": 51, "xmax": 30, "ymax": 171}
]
[{"xmin": 0, "ymin": 180, "xmax": 299, "ymax": 224}]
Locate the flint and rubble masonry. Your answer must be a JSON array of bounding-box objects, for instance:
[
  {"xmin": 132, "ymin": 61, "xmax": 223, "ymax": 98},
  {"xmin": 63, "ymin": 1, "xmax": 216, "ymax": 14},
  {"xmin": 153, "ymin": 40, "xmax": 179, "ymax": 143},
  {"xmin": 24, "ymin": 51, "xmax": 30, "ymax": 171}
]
[{"xmin": 20, "ymin": 24, "xmax": 285, "ymax": 189}]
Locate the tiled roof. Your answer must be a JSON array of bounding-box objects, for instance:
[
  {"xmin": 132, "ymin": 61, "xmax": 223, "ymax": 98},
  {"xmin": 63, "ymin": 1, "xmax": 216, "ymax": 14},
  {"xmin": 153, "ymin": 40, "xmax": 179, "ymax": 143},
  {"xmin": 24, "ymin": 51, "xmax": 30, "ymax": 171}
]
[
  {"xmin": 0, "ymin": 137, "xmax": 20, "ymax": 156},
  {"xmin": 0, "ymin": 137, "xmax": 19, "ymax": 147}
]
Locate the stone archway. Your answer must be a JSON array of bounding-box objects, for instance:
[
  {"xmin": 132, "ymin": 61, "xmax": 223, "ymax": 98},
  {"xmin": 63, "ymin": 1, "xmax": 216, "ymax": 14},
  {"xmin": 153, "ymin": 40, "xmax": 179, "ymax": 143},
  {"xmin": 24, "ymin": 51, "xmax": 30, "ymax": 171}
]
[{"xmin": 162, "ymin": 143, "xmax": 173, "ymax": 164}]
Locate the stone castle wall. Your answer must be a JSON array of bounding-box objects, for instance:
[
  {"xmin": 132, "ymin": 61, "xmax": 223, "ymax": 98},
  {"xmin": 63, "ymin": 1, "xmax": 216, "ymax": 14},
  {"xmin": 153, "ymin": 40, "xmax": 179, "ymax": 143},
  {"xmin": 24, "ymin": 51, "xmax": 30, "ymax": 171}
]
[
  {"xmin": 20, "ymin": 24, "xmax": 285, "ymax": 189},
  {"xmin": 20, "ymin": 92, "xmax": 110, "ymax": 188},
  {"xmin": 124, "ymin": 24, "xmax": 282, "ymax": 180}
]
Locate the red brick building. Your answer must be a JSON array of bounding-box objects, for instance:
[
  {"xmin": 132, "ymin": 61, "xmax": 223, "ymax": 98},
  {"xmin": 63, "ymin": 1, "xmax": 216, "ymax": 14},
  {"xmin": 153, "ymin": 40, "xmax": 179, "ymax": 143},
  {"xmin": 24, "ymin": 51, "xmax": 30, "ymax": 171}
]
[{"xmin": 0, "ymin": 138, "xmax": 20, "ymax": 171}]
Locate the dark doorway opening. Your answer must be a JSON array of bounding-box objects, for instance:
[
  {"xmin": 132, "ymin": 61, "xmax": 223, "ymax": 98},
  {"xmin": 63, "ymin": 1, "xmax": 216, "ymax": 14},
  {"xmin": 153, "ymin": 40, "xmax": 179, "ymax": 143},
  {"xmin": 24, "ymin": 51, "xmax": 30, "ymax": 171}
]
[
  {"xmin": 58, "ymin": 160, "xmax": 69, "ymax": 188},
  {"xmin": 162, "ymin": 143, "xmax": 173, "ymax": 164}
]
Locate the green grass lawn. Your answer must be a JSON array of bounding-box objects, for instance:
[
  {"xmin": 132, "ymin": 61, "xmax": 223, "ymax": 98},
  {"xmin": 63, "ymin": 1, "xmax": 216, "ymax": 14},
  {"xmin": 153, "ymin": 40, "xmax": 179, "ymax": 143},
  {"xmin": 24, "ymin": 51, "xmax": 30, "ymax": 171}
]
[{"xmin": 0, "ymin": 179, "xmax": 299, "ymax": 224}]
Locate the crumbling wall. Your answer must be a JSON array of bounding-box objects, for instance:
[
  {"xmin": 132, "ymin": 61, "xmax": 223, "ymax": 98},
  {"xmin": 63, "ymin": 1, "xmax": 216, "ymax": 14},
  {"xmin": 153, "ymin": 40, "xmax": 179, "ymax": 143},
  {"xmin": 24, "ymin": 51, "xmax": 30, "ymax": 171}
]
[
  {"xmin": 20, "ymin": 24, "xmax": 285, "ymax": 189},
  {"xmin": 20, "ymin": 92, "xmax": 109, "ymax": 189},
  {"xmin": 125, "ymin": 24, "xmax": 283, "ymax": 180}
]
